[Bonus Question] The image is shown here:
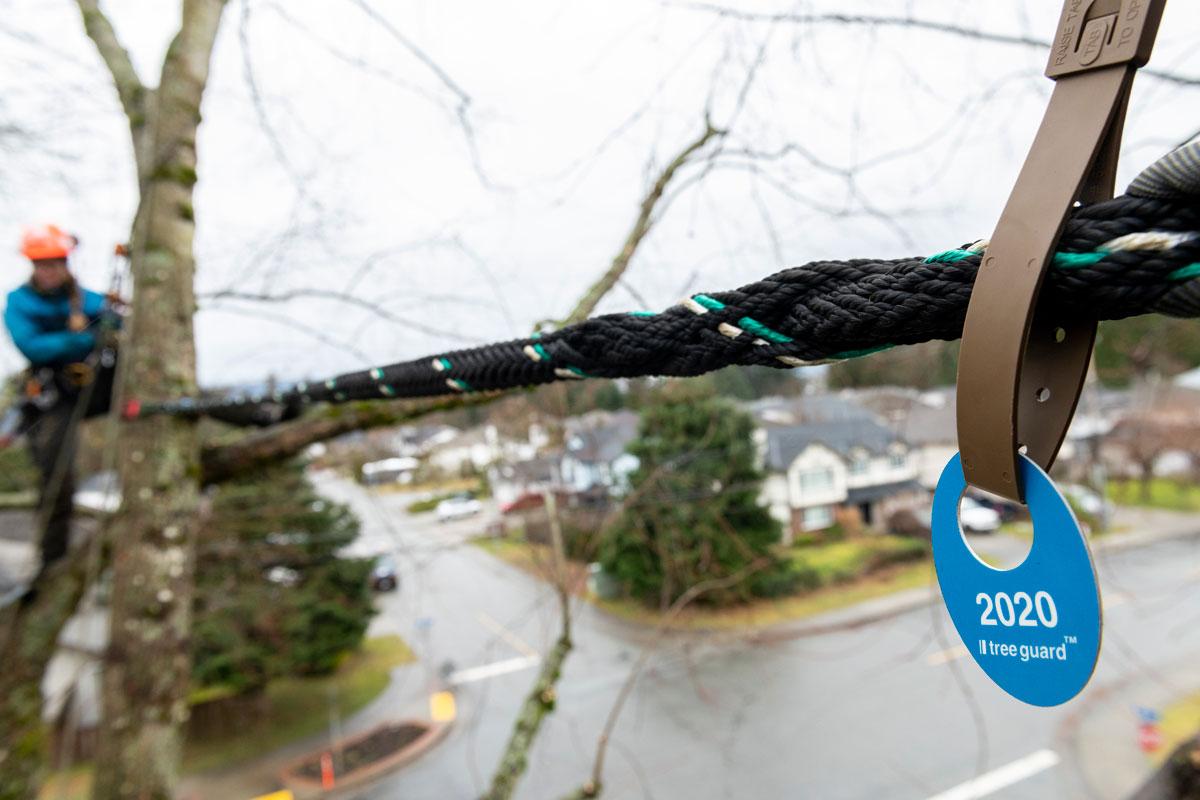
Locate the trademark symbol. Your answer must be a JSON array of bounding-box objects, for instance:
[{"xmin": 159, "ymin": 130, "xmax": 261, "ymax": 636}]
[{"xmin": 1064, "ymin": 635, "xmax": 1077, "ymax": 644}]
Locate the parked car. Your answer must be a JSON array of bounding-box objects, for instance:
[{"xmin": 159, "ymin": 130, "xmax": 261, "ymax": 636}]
[
  {"xmin": 963, "ymin": 489, "xmax": 1025, "ymax": 523},
  {"xmin": 436, "ymin": 493, "xmax": 482, "ymax": 522},
  {"xmin": 959, "ymin": 496, "xmax": 1002, "ymax": 533},
  {"xmin": 1059, "ymin": 484, "xmax": 1112, "ymax": 519},
  {"xmin": 371, "ymin": 555, "xmax": 399, "ymax": 592}
]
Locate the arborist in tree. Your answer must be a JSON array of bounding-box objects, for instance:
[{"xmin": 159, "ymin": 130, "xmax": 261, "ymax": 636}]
[{"xmin": 3, "ymin": 224, "xmax": 121, "ymax": 575}]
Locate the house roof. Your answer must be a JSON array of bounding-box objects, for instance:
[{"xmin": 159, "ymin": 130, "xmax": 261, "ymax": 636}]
[
  {"xmin": 844, "ymin": 387, "xmax": 957, "ymax": 446},
  {"xmin": 745, "ymin": 394, "xmax": 878, "ymax": 426},
  {"xmin": 565, "ymin": 410, "xmax": 639, "ymax": 464},
  {"xmin": 493, "ymin": 455, "xmax": 560, "ymax": 484},
  {"xmin": 763, "ymin": 418, "xmax": 906, "ymax": 471}
]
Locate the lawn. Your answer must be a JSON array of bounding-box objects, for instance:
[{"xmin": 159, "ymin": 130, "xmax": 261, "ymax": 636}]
[
  {"xmin": 363, "ymin": 473, "xmax": 481, "ymax": 497},
  {"xmin": 41, "ymin": 634, "xmax": 417, "ymax": 797},
  {"xmin": 596, "ymin": 559, "xmax": 934, "ymax": 631},
  {"xmin": 1108, "ymin": 478, "xmax": 1200, "ymax": 513},
  {"xmin": 183, "ymin": 634, "xmax": 415, "ymax": 773},
  {"xmin": 788, "ymin": 535, "xmax": 928, "ymax": 586}
]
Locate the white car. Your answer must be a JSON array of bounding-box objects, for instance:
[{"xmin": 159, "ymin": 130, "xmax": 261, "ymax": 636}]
[
  {"xmin": 959, "ymin": 496, "xmax": 1002, "ymax": 533},
  {"xmin": 436, "ymin": 494, "xmax": 482, "ymax": 522},
  {"xmin": 1059, "ymin": 484, "xmax": 1111, "ymax": 518}
]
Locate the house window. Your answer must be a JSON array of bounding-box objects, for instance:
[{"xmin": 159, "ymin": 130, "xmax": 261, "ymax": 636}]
[
  {"xmin": 889, "ymin": 451, "xmax": 907, "ymax": 469},
  {"xmin": 803, "ymin": 506, "xmax": 834, "ymax": 529},
  {"xmin": 798, "ymin": 469, "xmax": 834, "ymax": 492},
  {"xmin": 849, "ymin": 454, "xmax": 868, "ymax": 475}
]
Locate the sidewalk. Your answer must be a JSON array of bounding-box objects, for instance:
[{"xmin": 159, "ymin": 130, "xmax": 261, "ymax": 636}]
[
  {"xmin": 1102, "ymin": 505, "xmax": 1200, "ymax": 553},
  {"xmin": 1058, "ymin": 659, "xmax": 1200, "ymax": 800}
]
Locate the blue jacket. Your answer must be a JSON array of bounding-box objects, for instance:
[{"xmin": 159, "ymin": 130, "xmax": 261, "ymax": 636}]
[{"xmin": 4, "ymin": 283, "xmax": 108, "ymax": 368}]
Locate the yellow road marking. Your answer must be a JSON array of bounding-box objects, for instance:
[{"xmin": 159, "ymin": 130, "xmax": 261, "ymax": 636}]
[
  {"xmin": 477, "ymin": 611, "xmax": 539, "ymax": 658},
  {"xmin": 926, "ymin": 644, "xmax": 969, "ymax": 666}
]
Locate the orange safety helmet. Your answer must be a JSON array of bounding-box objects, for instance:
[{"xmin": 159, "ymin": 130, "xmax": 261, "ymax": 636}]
[{"xmin": 20, "ymin": 224, "xmax": 76, "ymax": 262}]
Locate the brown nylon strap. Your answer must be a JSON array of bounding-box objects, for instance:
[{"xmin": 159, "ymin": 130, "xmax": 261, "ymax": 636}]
[{"xmin": 956, "ymin": 0, "xmax": 1165, "ymax": 503}]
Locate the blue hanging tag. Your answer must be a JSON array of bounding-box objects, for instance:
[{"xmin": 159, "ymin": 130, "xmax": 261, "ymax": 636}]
[{"xmin": 931, "ymin": 452, "xmax": 1101, "ymax": 706}]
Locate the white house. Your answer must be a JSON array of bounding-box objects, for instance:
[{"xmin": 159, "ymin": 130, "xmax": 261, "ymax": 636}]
[
  {"xmin": 425, "ymin": 424, "xmax": 543, "ymax": 476},
  {"xmin": 360, "ymin": 456, "xmax": 420, "ymax": 485},
  {"xmin": 757, "ymin": 417, "xmax": 923, "ymax": 542},
  {"xmin": 559, "ymin": 410, "xmax": 641, "ymax": 495}
]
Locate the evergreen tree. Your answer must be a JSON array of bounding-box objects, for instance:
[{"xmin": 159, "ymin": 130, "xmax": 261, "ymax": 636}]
[
  {"xmin": 191, "ymin": 461, "xmax": 376, "ymax": 694},
  {"xmin": 707, "ymin": 364, "xmax": 803, "ymax": 400},
  {"xmin": 600, "ymin": 384, "xmax": 796, "ymax": 606}
]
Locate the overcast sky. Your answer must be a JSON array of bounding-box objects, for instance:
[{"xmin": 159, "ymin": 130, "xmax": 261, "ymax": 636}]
[{"xmin": 1, "ymin": 0, "xmax": 1198, "ymax": 386}]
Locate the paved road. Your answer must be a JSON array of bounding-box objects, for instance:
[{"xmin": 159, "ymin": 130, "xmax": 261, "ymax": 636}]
[
  {"xmin": 261, "ymin": 477, "xmax": 1200, "ymax": 799},
  {"xmin": 317, "ymin": 475, "xmax": 1200, "ymax": 800}
]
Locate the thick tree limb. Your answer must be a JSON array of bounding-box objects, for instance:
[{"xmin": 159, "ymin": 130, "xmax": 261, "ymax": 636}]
[{"xmin": 199, "ymin": 393, "xmax": 500, "ymax": 484}]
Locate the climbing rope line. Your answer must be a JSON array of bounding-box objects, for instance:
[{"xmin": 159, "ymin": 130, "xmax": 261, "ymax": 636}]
[{"xmin": 130, "ymin": 145, "xmax": 1200, "ymax": 426}]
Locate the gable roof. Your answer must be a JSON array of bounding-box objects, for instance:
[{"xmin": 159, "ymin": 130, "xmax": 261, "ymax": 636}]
[
  {"xmin": 493, "ymin": 455, "xmax": 560, "ymax": 484},
  {"xmin": 565, "ymin": 410, "xmax": 639, "ymax": 464},
  {"xmin": 763, "ymin": 418, "xmax": 906, "ymax": 471}
]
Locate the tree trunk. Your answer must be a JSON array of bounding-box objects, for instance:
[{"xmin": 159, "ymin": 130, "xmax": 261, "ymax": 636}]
[
  {"xmin": 89, "ymin": 3, "xmax": 227, "ymax": 799},
  {"xmin": 1140, "ymin": 461, "xmax": 1155, "ymax": 503}
]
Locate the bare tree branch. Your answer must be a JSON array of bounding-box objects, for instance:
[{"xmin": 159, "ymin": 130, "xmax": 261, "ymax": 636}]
[
  {"xmin": 561, "ymin": 561, "xmax": 768, "ymax": 800},
  {"xmin": 345, "ymin": 0, "xmax": 495, "ymax": 187},
  {"xmin": 668, "ymin": 3, "xmax": 1200, "ymax": 87},
  {"xmin": 481, "ymin": 491, "xmax": 577, "ymax": 800},
  {"xmin": 201, "ymin": 288, "xmax": 482, "ymax": 343},
  {"xmin": 564, "ymin": 120, "xmax": 726, "ymax": 324},
  {"xmin": 74, "ymin": 0, "xmax": 151, "ymax": 169}
]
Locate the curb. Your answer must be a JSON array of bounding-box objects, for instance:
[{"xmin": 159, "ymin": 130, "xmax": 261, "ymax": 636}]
[
  {"xmin": 1091, "ymin": 524, "xmax": 1200, "ymax": 556},
  {"xmin": 279, "ymin": 719, "xmax": 451, "ymax": 799}
]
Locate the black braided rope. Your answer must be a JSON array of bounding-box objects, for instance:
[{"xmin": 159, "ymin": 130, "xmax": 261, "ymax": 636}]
[{"xmin": 138, "ymin": 192, "xmax": 1200, "ymax": 425}]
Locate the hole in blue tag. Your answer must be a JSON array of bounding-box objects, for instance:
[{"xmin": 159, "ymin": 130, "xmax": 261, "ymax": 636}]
[{"xmin": 957, "ymin": 486, "xmax": 1032, "ymax": 569}]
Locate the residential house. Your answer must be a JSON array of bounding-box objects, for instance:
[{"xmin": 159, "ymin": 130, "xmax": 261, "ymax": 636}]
[
  {"xmin": 559, "ymin": 410, "xmax": 641, "ymax": 495},
  {"xmin": 1102, "ymin": 382, "xmax": 1200, "ymax": 479},
  {"xmin": 392, "ymin": 424, "xmax": 460, "ymax": 457},
  {"xmin": 757, "ymin": 416, "xmax": 923, "ymax": 541},
  {"xmin": 488, "ymin": 455, "xmax": 562, "ymax": 508},
  {"xmin": 844, "ymin": 387, "xmax": 957, "ymax": 491},
  {"xmin": 360, "ymin": 456, "xmax": 420, "ymax": 485},
  {"xmin": 426, "ymin": 424, "xmax": 543, "ymax": 476}
]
